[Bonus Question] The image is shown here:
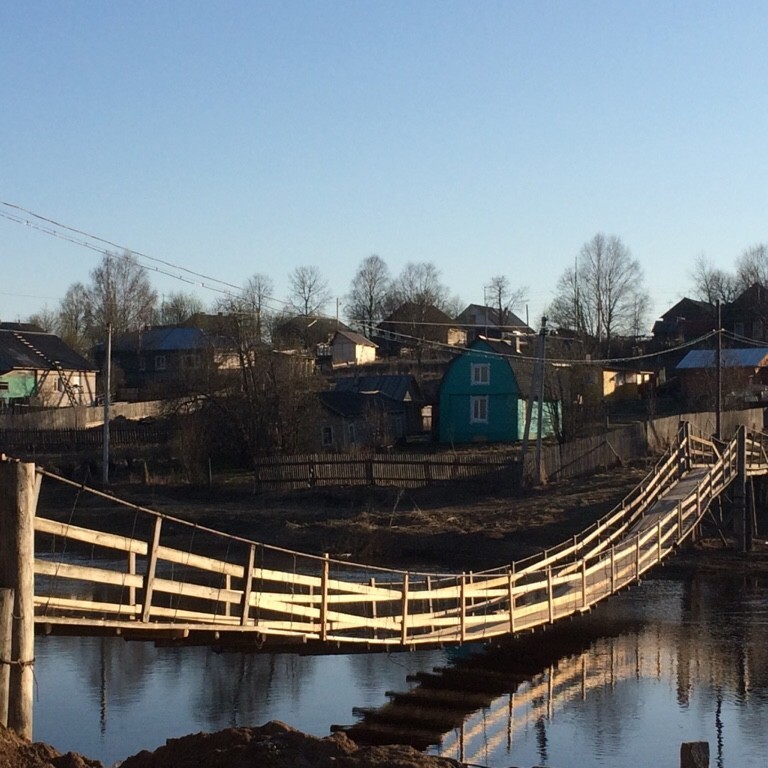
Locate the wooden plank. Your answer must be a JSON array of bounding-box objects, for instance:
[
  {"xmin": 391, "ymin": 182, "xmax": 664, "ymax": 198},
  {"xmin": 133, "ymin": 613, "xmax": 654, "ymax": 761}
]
[
  {"xmin": 240, "ymin": 544, "xmax": 255, "ymax": 627},
  {"xmin": 141, "ymin": 517, "xmax": 163, "ymax": 623},
  {"xmin": 34, "ymin": 559, "xmax": 143, "ymax": 589},
  {"xmin": 35, "ymin": 518, "xmax": 148, "ymax": 556}
]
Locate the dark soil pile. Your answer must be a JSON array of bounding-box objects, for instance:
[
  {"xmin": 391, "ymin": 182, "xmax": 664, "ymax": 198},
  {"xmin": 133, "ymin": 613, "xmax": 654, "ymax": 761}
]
[{"xmin": 0, "ymin": 726, "xmax": 101, "ymax": 768}]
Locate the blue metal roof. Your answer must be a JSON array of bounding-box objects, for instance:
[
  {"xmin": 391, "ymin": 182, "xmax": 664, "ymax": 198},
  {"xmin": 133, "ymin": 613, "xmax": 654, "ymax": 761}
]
[{"xmin": 676, "ymin": 348, "xmax": 768, "ymax": 369}]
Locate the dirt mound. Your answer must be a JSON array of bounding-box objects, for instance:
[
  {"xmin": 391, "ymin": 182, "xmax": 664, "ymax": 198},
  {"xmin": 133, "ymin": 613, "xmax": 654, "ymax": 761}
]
[
  {"xmin": 117, "ymin": 721, "xmax": 463, "ymax": 768},
  {"xmin": 0, "ymin": 725, "xmax": 101, "ymax": 768}
]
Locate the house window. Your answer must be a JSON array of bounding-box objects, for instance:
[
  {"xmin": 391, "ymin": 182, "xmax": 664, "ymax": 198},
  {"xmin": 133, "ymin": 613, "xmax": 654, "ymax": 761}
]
[
  {"xmin": 0, "ymin": 381, "xmax": 9, "ymax": 392},
  {"xmin": 471, "ymin": 363, "xmax": 490, "ymax": 385},
  {"xmin": 754, "ymin": 320, "xmax": 764, "ymax": 340},
  {"xmin": 347, "ymin": 424, "xmax": 356, "ymax": 444},
  {"xmin": 155, "ymin": 355, "xmax": 167, "ymax": 371},
  {"xmin": 138, "ymin": 357, "xmax": 146, "ymax": 372},
  {"xmin": 321, "ymin": 426, "xmax": 334, "ymax": 447},
  {"xmin": 182, "ymin": 353, "xmax": 200, "ymax": 369},
  {"xmin": 471, "ymin": 395, "xmax": 489, "ymax": 423}
]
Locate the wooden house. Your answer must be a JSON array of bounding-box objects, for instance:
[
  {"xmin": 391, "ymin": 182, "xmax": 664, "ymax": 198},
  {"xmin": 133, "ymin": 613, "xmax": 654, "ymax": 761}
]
[
  {"xmin": 676, "ymin": 347, "xmax": 768, "ymax": 407},
  {"xmin": 0, "ymin": 323, "xmax": 97, "ymax": 409},
  {"xmin": 375, "ymin": 303, "xmax": 466, "ymax": 357},
  {"xmin": 652, "ymin": 298, "xmax": 716, "ymax": 346},
  {"xmin": 318, "ymin": 374, "xmax": 424, "ymax": 450},
  {"xmin": 455, "ymin": 303, "xmax": 534, "ymax": 343},
  {"xmin": 438, "ymin": 338, "xmax": 562, "ymax": 444},
  {"xmin": 330, "ymin": 330, "xmax": 377, "ymax": 366}
]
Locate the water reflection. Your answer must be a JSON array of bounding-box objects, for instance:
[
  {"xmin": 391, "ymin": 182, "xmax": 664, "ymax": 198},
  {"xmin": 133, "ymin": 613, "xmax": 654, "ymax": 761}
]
[{"xmin": 34, "ymin": 572, "xmax": 768, "ymax": 768}]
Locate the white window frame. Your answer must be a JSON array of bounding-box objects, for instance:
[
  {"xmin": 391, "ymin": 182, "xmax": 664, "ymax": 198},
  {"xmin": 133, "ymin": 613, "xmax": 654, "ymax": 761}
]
[
  {"xmin": 471, "ymin": 363, "xmax": 490, "ymax": 385},
  {"xmin": 347, "ymin": 423, "xmax": 356, "ymax": 444},
  {"xmin": 321, "ymin": 426, "xmax": 334, "ymax": 447},
  {"xmin": 470, "ymin": 395, "xmax": 489, "ymax": 423},
  {"xmin": 155, "ymin": 355, "xmax": 167, "ymax": 371}
]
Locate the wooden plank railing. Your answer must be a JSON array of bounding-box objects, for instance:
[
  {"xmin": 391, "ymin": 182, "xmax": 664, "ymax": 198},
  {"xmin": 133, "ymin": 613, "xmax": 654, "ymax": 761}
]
[{"xmin": 30, "ymin": 424, "xmax": 768, "ymax": 649}]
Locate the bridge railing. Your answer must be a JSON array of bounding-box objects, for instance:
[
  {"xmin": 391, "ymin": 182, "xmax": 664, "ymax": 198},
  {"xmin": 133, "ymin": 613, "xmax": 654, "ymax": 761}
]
[{"xmin": 26, "ymin": 423, "xmax": 763, "ymax": 649}]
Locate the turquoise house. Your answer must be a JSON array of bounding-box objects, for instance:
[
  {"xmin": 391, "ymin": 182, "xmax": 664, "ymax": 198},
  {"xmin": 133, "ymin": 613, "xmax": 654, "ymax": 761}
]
[{"xmin": 438, "ymin": 338, "xmax": 560, "ymax": 444}]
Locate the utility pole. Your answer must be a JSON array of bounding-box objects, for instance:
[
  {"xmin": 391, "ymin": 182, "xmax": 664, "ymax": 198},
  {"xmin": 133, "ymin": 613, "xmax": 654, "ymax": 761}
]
[
  {"xmin": 102, "ymin": 324, "xmax": 111, "ymax": 484},
  {"xmin": 716, "ymin": 300, "xmax": 722, "ymax": 441},
  {"xmin": 534, "ymin": 316, "xmax": 548, "ymax": 485},
  {"xmin": 521, "ymin": 316, "xmax": 547, "ymax": 486}
]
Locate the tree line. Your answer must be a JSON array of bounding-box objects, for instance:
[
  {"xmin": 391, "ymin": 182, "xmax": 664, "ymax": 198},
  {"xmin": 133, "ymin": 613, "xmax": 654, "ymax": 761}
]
[{"xmin": 13, "ymin": 234, "xmax": 768, "ymax": 359}]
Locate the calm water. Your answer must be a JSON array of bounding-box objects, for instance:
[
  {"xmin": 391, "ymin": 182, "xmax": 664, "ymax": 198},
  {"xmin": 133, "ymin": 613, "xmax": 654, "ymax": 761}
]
[{"xmin": 33, "ymin": 571, "xmax": 768, "ymax": 768}]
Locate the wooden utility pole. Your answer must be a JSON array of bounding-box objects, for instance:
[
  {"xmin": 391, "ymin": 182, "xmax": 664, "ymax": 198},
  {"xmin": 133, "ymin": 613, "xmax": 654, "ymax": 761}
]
[
  {"xmin": 715, "ymin": 300, "xmax": 722, "ymax": 442},
  {"xmin": 0, "ymin": 460, "xmax": 38, "ymax": 738},
  {"xmin": 102, "ymin": 323, "xmax": 112, "ymax": 484}
]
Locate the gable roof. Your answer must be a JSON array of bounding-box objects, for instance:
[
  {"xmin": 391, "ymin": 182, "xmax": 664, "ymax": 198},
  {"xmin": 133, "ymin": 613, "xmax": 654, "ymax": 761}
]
[
  {"xmin": 110, "ymin": 326, "xmax": 229, "ymax": 353},
  {"xmin": 331, "ymin": 329, "xmax": 377, "ymax": 348},
  {"xmin": 333, "ymin": 374, "xmax": 419, "ymax": 402},
  {"xmin": 659, "ymin": 297, "xmax": 715, "ymax": 321},
  {"xmin": 0, "ymin": 327, "xmax": 96, "ymax": 374},
  {"xmin": 455, "ymin": 304, "xmax": 533, "ymax": 334},
  {"xmin": 319, "ymin": 390, "xmax": 404, "ymax": 418},
  {"xmin": 676, "ymin": 348, "xmax": 768, "ymax": 369}
]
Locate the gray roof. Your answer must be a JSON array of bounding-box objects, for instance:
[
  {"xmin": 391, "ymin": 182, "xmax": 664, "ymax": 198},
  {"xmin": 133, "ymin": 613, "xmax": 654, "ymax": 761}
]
[
  {"xmin": 0, "ymin": 328, "xmax": 96, "ymax": 374},
  {"xmin": 111, "ymin": 327, "xmax": 228, "ymax": 353},
  {"xmin": 677, "ymin": 348, "xmax": 768, "ymax": 369},
  {"xmin": 332, "ymin": 329, "xmax": 377, "ymax": 347},
  {"xmin": 320, "ymin": 390, "xmax": 404, "ymax": 418},
  {"xmin": 333, "ymin": 375, "xmax": 418, "ymax": 402}
]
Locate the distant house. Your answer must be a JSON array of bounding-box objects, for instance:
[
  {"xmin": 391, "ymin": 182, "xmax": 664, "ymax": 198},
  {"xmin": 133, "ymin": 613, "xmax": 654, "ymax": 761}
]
[
  {"xmin": 438, "ymin": 338, "xmax": 562, "ymax": 444},
  {"xmin": 0, "ymin": 323, "xmax": 97, "ymax": 409},
  {"xmin": 375, "ymin": 303, "xmax": 466, "ymax": 357},
  {"xmin": 652, "ymin": 298, "xmax": 715, "ymax": 346},
  {"xmin": 272, "ymin": 316, "xmax": 352, "ymax": 352},
  {"xmin": 97, "ymin": 325, "xmax": 238, "ymax": 397},
  {"xmin": 318, "ymin": 374, "xmax": 424, "ymax": 449},
  {"xmin": 330, "ymin": 330, "xmax": 377, "ymax": 367},
  {"xmin": 455, "ymin": 303, "xmax": 534, "ymax": 343},
  {"xmin": 723, "ymin": 284, "xmax": 768, "ymax": 342},
  {"xmin": 676, "ymin": 347, "xmax": 768, "ymax": 406}
]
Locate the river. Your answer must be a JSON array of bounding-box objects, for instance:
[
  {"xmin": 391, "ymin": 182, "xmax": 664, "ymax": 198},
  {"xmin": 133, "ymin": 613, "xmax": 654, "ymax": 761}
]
[{"xmin": 33, "ymin": 570, "xmax": 768, "ymax": 768}]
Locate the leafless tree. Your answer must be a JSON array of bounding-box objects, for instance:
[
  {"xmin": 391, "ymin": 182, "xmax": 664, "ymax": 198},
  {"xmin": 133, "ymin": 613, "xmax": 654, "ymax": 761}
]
[
  {"xmin": 84, "ymin": 251, "xmax": 157, "ymax": 338},
  {"xmin": 56, "ymin": 282, "xmax": 91, "ymax": 354},
  {"xmin": 26, "ymin": 306, "xmax": 58, "ymax": 333},
  {"xmin": 287, "ymin": 265, "xmax": 331, "ymax": 317},
  {"xmin": 548, "ymin": 233, "xmax": 649, "ymax": 355},
  {"xmin": 690, "ymin": 255, "xmax": 738, "ymax": 304},
  {"xmin": 346, "ymin": 254, "xmax": 390, "ymax": 334},
  {"xmin": 486, "ymin": 275, "xmax": 527, "ymax": 329},
  {"xmin": 159, "ymin": 291, "xmax": 205, "ymax": 324},
  {"xmin": 386, "ymin": 262, "xmax": 451, "ymax": 314},
  {"xmin": 735, "ymin": 243, "xmax": 768, "ymax": 291}
]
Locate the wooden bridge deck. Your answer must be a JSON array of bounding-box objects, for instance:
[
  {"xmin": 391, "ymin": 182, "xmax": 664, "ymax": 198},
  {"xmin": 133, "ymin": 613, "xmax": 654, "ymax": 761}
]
[{"xmin": 23, "ymin": 424, "xmax": 768, "ymax": 652}]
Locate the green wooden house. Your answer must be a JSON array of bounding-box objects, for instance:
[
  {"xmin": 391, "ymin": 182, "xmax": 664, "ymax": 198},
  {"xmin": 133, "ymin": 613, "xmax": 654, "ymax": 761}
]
[{"xmin": 438, "ymin": 338, "xmax": 561, "ymax": 444}]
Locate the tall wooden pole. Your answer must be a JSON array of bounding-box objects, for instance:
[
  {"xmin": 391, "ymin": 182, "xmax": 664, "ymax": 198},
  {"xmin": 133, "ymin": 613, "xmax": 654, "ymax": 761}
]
[
  {"xmin": 0, "ymin": 460, "xmax": 37, "ymax": 738},
  {"xmin": 102, "ymin": 323, "xmax": 112, "ymax": 484},
  {"xmin": 715, "ymin": 300, "xmax": 722, "ymax": 442},
  {"xmin": 0, "ymin": 587, "xmax": 14, "ymax": 728}
]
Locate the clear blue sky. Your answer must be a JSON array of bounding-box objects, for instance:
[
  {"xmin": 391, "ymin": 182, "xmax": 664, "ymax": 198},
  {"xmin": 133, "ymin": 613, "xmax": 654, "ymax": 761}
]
[{"xmin": 2, "ymin": 0, "xmax": 767, "ymax": 331}]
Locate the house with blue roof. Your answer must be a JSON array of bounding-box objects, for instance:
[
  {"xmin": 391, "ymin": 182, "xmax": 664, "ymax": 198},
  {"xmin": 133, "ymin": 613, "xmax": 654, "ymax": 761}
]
[
  {"xmin": 97, "ymin": 325, "xmax": 239, "ymax": 397},
  {"xmin": 676, "ymin": 347, "xmax": 768, "ymax": 407}
]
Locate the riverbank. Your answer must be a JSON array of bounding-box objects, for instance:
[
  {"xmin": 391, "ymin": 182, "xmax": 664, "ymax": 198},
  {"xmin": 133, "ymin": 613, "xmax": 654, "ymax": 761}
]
[{"xmin": 2, "ymin": 721, "xmax": 467, "ymax": 768}]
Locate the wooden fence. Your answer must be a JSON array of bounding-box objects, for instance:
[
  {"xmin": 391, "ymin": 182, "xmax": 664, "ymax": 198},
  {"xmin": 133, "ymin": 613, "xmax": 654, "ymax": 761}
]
[{"xmin": 0, "ymin": 426, "xmax": 169, "ymax": 453}]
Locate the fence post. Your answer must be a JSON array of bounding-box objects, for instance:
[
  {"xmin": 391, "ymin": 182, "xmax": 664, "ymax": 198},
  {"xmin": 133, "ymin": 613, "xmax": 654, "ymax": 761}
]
[
  {"xmin": 581, "ymin": 558, "xmax": 588, "ymax": 609},
  {"xmin": 0, "ymin": 587, "xmax": 13, "ymax": 728},
  {"xmin": 507, "ymin": 565, "xmax": 516, "ymax": 634},
  {"xmin": 401, "ymin": 572, "xmax": 410, "ymax": 645},
  {"xmin": 0, "ymin": 460, "xmax": 37, "ymax": 739},
  {"xmin": 547, "ymin": 567, "xmax": 554, "ymax": 624},
  {"xmin": 320, "ymin": 553, "xmax": 330, "ymax": 642}
]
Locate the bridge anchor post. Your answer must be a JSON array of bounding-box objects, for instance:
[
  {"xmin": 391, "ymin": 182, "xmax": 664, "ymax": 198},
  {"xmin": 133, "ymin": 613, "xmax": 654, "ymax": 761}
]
[{"xmin": 0, "ymin": 459, "xmax": 38, "ymax": 739}]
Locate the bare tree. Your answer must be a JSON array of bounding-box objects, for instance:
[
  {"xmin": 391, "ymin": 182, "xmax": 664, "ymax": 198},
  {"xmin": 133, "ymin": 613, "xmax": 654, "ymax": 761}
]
[
  {"xmin": 26, "ymin": 306, "xmax": 58, "ymax": 333},
  {"xmin": 690, "ymin": 255, "xmax": 738, "ymax": 304},
  {"xmin": 486, "ymin": 275, "xmax": 527, "ymax": 329},
  {"xmin": 56, "ymin": 282, "xmax": 91, "ymax": 354},
  {"xmin": 548, "ymin": 233, "xmax": 649, "ymax": 355},
  {"xmin": 735, "ymin": 243, "xmax": 768, "ymax": 291},
  {"xmin": 84, "ymin": 251, "xmax": 157, "ymax": 338},
  {"xmin": 159, "ymin": 291, "xmax": 205, "ymax": 324},
  {"xmin": 287, "ymin": 265, "xmax": 331, "ymax": 317},
  {"xmin": 387, "ymin": 262, "xmax": 451, "ymax": 313},
  {"xmin": 346, "ymin": 254, "xmax": 390, "ymax": 334}
]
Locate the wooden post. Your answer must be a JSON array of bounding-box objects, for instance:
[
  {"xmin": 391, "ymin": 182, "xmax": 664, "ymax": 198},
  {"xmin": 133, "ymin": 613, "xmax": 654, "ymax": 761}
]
[
  {"xmin": 635, "ymin": 534, "xmax": 641, "ymax": 580},
  {"xmin": 459, "ymin": 573, "xmax": 466, "ymax": 643},
  {"xmin": 0, "ymin": 588, "xmax": 13, "ymax": 728},
  {"xmin": 734, "ymin": 426, "xmax": 747, "ymax": 552},
  {"xmin": 0, "ymin": 460, "xmax": 37, "ymax": 739},
  {"xmin": 320, "ymin": 553, "xmax": 330, "ymax": 642},
  {"xmin": 681, "ymin": 741, "xmax": 709, "ymax": 768},
  {"xmin": 401, "ymin": 572, "xmax": 410, "ymax": 645},
  {"xmin": 547, "ymin": 567, "xmax": 554, "ymax": 623},
  {"xmin": 610, "ymin": 546, "xmax": 615, "ymax": 594},
  {"xmin": 507, "ymin": 566, "xmax": 516, "ymax": 634},
  {"xmin": 581, "ymin": 558, "xmax": 588, "ymax": 609},
  {"xmin": 240, "ymin": 544, "xmax": 256, "ymax": 627},
  {"xmin": 141, "ymin": 517, "xmax": 163, "ymax": 623}
]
